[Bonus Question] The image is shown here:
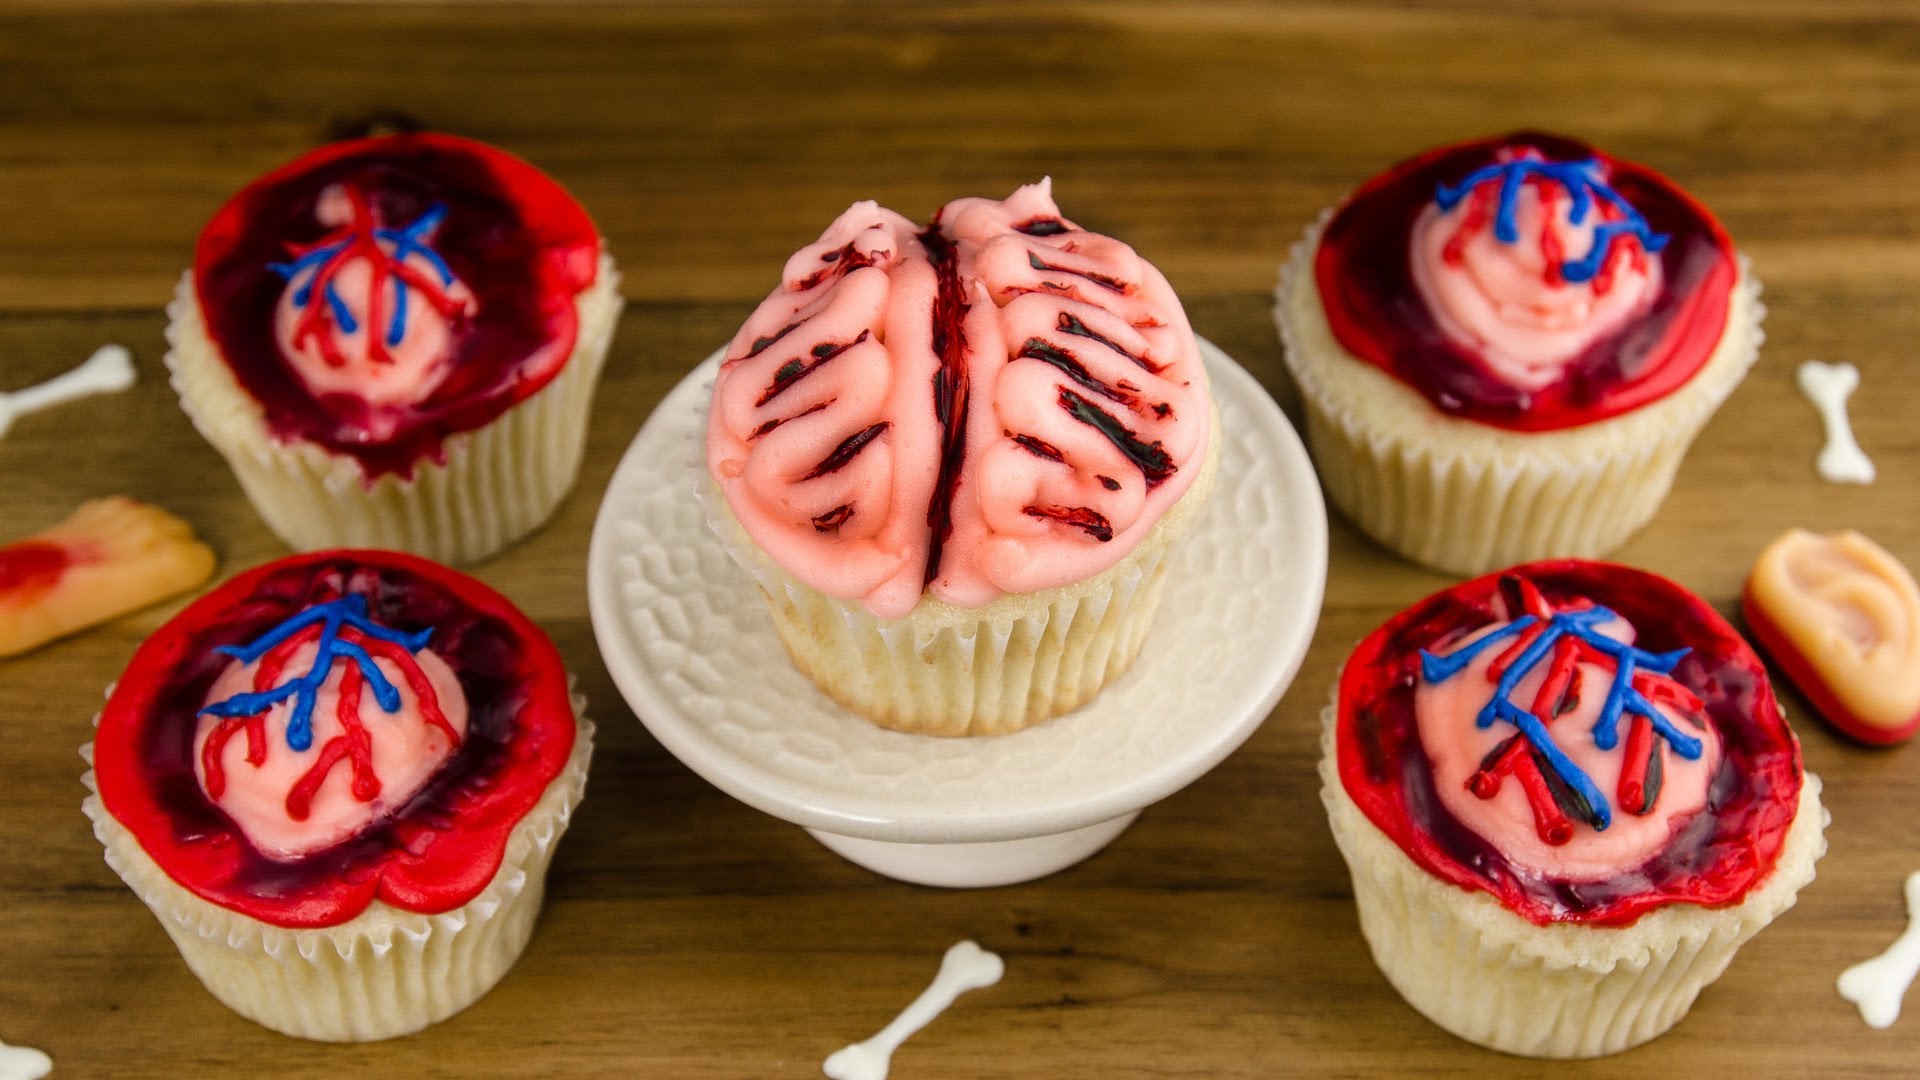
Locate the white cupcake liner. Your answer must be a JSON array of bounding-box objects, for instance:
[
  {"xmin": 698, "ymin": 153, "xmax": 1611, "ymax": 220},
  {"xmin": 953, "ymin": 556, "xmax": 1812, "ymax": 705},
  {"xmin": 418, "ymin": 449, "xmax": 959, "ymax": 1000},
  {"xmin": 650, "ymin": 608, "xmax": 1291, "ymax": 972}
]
[
  {"xmin": 165, "ymin": 255, "xmax": 623, "ymax": 566},
  {"xmin": 694, "ymin": 398, "xmax": 1221, "ymax": 737},
  {"xmin": 1317, "ymin": 689, "xmax": 1826, "ymax": 1058},
  {"xmin": 81, "ymin": 682, "xmax": 594, "ymax": 1043},
  {"xmin": 1275, "ymin": 216, "xmax": 1765, "ymax": 576}
]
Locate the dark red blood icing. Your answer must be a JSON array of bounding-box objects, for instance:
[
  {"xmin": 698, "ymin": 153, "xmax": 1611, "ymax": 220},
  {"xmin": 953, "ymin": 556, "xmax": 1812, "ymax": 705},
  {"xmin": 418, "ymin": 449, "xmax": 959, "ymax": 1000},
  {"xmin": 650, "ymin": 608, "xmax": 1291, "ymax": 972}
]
[
  {"xmin": 920, "ymin": 220, "xmax": 972, "ymax": 588},
  {"xmin": 0, "ymin": 540, "xmax": 72, "ymax": 602},
  {"xmin": 193, "ymin": 133, "xmax": 601, "ymax": 479},
  {"xmin": 1337, "ymin": 561, "xmax": 1803, "ymax": 927},
  {"xmin": 1314, "ymin": 132, "xmax": 1737, "ymax": 431},
  {"xmin": 94, "ymin": 550, "xmax": 576, "ymax": 929}
]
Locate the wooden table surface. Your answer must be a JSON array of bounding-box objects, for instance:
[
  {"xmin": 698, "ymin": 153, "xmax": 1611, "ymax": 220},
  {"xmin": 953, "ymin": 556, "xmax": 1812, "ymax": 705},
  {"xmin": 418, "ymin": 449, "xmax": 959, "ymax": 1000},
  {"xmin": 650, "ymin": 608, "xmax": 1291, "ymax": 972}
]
[{"xmin": 3, "ymin": 2, "xmax": 1918, "ymax": 1076}]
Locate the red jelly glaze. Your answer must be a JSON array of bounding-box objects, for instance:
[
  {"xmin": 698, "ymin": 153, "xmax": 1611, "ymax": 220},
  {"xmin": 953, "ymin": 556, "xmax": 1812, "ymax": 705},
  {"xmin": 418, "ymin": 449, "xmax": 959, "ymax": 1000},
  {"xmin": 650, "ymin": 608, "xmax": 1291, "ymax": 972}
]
[
  {"xmin": 1741, "ymin": 587, "xmax": 1920, "ymax": 747},
  {"xmin": 192, "ymin": 133, "xmax": 601, "ymax": 479},
  {"xmin": 1314, "ymin": 132, "xmax": 1738, "ymax": 431},
  {"xmin": 93, "ymin": 550, "xmax": 576, "ymax": 929},
  {"xmin": 0, "ymin": 540, "xmax": 72, "ymax": 602},
  {"xmin": 1337, "ymin": 561, "xmax": 1803, "ymax": 927}
]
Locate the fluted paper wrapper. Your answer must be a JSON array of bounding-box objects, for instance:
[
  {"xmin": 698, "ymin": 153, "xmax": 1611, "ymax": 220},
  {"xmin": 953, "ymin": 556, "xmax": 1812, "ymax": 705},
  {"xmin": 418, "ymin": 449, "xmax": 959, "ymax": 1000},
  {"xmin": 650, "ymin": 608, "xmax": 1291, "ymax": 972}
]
[
  {"xmin": 165, "ymin": 256, "xmax": 623, "ymax": 566},
  {"xmin": 1275, "ymin": 219, "xmax": 1764, "ymax": 576},
  {"xmin": 696, "ymin": 401, "xmax": 1220, "ymax": 737},
  {"xmin": 1317, "ymin": 692, "xmax": 1826, "ymax": 1058},
  {"xmin": 81, "ymin": 686, "xmax": 594, "ymax": 1043}
]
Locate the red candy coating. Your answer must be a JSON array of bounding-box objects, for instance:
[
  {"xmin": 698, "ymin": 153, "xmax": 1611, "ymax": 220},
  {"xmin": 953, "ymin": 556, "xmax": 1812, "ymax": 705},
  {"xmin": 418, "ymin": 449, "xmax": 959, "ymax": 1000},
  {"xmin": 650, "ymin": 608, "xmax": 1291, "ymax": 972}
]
[
  {"xmin": 1337, "ymin": 561, "xmax": 1803, "ymax": 927},
  {"xmin": 192, "ymin": 133, "xmax": 601, "ymax": 479},
  {"xmin": 93, "ymin": 550, "xmax": 577, "ymax": 929},
  {"xmin": 1314, "ymin": 132, "xmax": 1738, "ymax": 432}
]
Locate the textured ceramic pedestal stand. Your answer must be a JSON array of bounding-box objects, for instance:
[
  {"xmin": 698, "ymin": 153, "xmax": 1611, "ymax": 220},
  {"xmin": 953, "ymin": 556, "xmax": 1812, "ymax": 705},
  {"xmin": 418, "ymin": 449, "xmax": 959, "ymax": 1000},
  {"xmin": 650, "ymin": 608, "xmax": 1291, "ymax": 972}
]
[{"xmin": 588, "ymin": 340, "xmax": 1326, "ymax": 887}]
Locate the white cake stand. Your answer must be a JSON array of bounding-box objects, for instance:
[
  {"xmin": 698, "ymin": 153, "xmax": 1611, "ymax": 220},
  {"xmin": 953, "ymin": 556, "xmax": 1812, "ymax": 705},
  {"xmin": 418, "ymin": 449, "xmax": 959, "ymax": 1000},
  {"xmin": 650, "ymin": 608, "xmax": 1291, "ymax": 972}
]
[{"xmin": 587, "ymin": 338, "xmax": 1327, "ymax": 887}]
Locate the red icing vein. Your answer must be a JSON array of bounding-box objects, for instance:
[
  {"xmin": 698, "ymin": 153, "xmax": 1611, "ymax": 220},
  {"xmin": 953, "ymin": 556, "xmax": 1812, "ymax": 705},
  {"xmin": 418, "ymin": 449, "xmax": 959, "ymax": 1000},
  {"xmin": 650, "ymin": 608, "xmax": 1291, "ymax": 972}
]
[
  {"xmin": 1315, "ymin": 132, "xmax": 1736, "ymax": 431},
  {"xmin": 1337, "ymin": 561, "xmax": 1803, "ymax": 927},
  {"xmin": 94, "ymin": 551, "xmax": 575, "ymax": 929},
  {"xmin": 193, "ymin": 133, "xmax": 601, "ymax": 480}
]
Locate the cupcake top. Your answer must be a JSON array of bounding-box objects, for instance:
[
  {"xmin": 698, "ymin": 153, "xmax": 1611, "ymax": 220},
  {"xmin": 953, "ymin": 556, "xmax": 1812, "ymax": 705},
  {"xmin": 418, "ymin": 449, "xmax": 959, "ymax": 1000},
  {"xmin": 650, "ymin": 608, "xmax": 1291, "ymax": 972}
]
[
  {"xmin": 92, "ymin": 551, "xmax": 577, "ymax": 929},
  {"xmin": 707, "ymin": 180, "xmax": 1211, "ymax": 620},
  {"xmin": 1314, "ymin": 132, "xmax": 1737, "ymax": 431},
  {"xmin": 193, "ymin": 133, "xmax": 602, "ymax": 478},
  {"xmin": 1336, "ymin": 561, "xmax": 1803, "ymax": 926}
]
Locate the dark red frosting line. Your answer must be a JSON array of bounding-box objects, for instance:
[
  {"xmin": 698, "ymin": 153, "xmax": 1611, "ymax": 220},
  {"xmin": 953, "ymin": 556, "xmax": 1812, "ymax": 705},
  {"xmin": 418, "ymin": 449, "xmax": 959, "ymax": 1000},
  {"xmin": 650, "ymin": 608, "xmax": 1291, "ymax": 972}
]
[
  {"xmin": 1336, "ymin": 561, "xmax": 1803, "ymax": 927},
  {"xmin": 919, "ymin": 220, "xmax": 972, "ymax": 588},
  {"xmin": 94, "ymin": 551, "xmax": 576, "ymax": 929},
  {"xmin": 1313, "ymin": 132, "xmax": 1738, "ymax": 431},
  {"xmin": 193, "ymin": 133, "xmax": 601, "ymax": 479}
]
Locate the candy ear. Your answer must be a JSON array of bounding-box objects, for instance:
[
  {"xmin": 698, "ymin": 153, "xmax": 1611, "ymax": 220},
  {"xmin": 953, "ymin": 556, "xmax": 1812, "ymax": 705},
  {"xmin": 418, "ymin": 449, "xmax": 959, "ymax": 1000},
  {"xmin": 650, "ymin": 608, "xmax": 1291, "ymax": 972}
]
[{"xmin": 1745, "ymin": 529, "xmax": 1920, "ymax": 744}]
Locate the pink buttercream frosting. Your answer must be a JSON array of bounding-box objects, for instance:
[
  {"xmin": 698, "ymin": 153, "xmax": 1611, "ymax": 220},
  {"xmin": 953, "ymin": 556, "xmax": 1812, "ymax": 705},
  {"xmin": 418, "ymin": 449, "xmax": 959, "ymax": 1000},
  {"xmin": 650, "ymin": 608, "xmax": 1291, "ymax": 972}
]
[
  {"xmin": 272, "ymin": 183, "xmax": 477, "ymax": 419},
  {"xmin": 192, "ymin": 641, "xmax": 469, "ymax": 861},
  {"xmin": 1409, "ymin": 156, "xmax": 1661, "ymax": 393},
  {"xmin": 1414, "ymin": 615, "xmax": 1720, "ymax": 882},
  {"xmin": 708, "ymin": 180, "xmax": 1210, "ymax": 619}
]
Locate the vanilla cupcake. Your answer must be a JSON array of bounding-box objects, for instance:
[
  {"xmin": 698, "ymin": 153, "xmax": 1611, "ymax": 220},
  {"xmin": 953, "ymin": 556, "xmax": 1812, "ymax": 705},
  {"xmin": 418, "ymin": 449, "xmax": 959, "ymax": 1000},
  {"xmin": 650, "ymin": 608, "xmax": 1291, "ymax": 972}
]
[
  {"xmin": 83, "ymin": 550, "xmax": 592, "ymax": 1041},
  {"xmin": 168, "ymin": 133, "xmax": 622, "ymax": 565},
  {"xmin": 1277, "ymin": 132, "xmax": 1762, "ymax": 574},
  {"xmin": 704, "ymin": 180, "xmax": 1216, "ymax": 736},
  {"xmin": 1322, "ymin": 561, "xmax": 1824, "ymax": 1058}
]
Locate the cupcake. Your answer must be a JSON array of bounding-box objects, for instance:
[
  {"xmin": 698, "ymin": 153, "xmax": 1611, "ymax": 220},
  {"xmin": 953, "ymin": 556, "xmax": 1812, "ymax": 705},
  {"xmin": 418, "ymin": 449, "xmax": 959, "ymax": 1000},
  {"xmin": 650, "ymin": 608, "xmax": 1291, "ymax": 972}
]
[
  {"xmin": 1276, "ymin": 132, "xmax": 1762, "ymax": 575},
  {"xmin": 1321, "ymin": 561, "xmax": 1824, "ymax": 1058},
  {"xmin": 82, "ymin": 550, "xmax": 592, "ymax": 1042},
  {"xmin": 704, "ymin": 180, "xmax": 1216, "ymax": 736},
  {"xmin": 168, "ymin": 133, "xmax": 622, "ymax": 565}
]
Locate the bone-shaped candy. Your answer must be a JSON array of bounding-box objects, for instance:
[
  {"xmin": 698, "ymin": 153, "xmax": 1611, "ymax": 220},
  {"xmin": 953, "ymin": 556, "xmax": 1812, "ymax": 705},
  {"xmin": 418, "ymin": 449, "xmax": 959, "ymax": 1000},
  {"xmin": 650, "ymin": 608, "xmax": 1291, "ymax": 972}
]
[
  {"xmin": 0, "ymin": 343, "xmax": 136, "ymax": 438},
  {"xmin": 1798, "ymin": 360, "xmax": 1875, "ymax": 485},
  {"xmin": 0, "ymin": 1039, "xmax": 51, "ymax": 1080},
  {"xmin": 823, "ymin": 941, "xmax": 1005, "ymax": 1080},
  {"xmin": 1839, "ymin": 871, "xmax": 1920, "ymax": 1029}
]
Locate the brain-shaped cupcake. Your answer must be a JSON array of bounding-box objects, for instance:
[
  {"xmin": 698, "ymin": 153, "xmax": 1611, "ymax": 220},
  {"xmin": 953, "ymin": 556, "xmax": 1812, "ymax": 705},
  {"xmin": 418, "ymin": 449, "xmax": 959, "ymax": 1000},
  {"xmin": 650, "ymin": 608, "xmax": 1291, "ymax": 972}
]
[{"xmin": 708, "ymin": 181, "xmax": 1211, "ymax": 620}]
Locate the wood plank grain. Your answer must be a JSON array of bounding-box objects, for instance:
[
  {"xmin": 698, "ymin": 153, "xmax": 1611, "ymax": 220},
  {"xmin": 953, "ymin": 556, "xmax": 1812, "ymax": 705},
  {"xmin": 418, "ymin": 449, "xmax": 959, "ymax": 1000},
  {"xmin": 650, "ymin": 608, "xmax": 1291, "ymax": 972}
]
[{"xmin": 1, "ymin": 3, "xmax": 1916, "ymax": 1077}]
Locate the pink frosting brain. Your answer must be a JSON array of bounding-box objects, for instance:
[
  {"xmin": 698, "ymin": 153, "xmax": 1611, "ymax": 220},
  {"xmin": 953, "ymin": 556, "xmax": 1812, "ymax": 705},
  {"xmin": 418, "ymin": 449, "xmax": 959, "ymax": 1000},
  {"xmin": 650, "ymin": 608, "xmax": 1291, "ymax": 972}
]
[{"xmin": 708, "ymin": 181, "xmax": 1210, "ymax": 619}]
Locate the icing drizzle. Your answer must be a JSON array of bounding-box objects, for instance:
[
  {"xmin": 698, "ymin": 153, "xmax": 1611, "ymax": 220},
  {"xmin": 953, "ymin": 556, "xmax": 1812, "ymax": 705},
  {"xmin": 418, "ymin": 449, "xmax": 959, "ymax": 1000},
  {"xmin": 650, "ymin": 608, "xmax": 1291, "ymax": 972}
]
[
  {"xmin": 1435, "ymin": 153, "xmax": 1669, "ymax": 288},
  {"xmin": 197, "ymin": 595, "xmax": 463, "ymax": 835},
  {"xmin": 201, "ymin": 595, "xmax": 444, "ymax": 753},
  {"xmin": 1314, "ymin": 131, "xmax": 1737, "ymax": 431},
  {"xmin": 1337, "ymin": 560, "xmax": 1803, "ymax": 926},
  {"xmin": 1420, "ymin": 574, "xmax": 1706, "ymax": 844},
  {"xmin": 193, "ymin": 132, "xmax": 601, "ymax": 479},
  {"xmin": 93, "ymin": 551, "xmax": 577, "ymax": 928},
  {"xmin": 268, "ymin": 187, "xmax": 467, "ymax": 365}
]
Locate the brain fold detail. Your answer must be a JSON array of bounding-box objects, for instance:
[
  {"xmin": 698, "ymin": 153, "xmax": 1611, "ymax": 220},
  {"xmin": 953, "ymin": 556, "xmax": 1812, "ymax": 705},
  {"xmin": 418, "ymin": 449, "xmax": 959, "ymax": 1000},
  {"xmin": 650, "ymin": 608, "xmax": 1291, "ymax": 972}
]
[{"xmin": 708, "ymin": 181, "xmax": 1210, "ymax": 619}]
